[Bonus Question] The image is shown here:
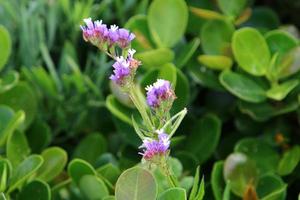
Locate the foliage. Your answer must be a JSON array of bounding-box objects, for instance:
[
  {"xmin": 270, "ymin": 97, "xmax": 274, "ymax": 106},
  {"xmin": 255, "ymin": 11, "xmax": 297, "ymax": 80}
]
[{"xmin": 0, "ymin": 0, "xmax": 300, "ymax": 199}]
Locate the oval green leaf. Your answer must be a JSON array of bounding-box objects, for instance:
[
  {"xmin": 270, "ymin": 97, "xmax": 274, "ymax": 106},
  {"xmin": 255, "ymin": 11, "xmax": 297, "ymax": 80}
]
[
  {"xmin": 0, "ymin": 25, "xmax": 11, "ymax": 71},
  {"xmin": 277, "ymin": 145, "xmax": 300, "ymax": 176},
  {"xmin": 148, "ymin": 0, "xmax": 188, "ymax": 47},
  {"xmin": 198, "ymin": 55, "xmax": 233, "ymax": 70},
  {"xmin": 79, "ymin": 175, "xmax": 109, "ymax": 200},
  {"xmin": 135, "ymin": 48, "xmax": 174, "ymax": 68},
  {"xmin": 158, "ymin": 187, "xmax": 186, "ymax": 200},
  {"xmin": 220, "ymin": 70, "xmax": 267, "ymax": 103},
  {"xmin": 18, "ymin": 180, "xmax": 51, "ymax": 200},
  {"xmin": 266, "ymin": 79, "xmax": 299, "ymax": 101},
  {"xmin": 68, "ymin": 159, "xmax": 96, "ymax": 185}
]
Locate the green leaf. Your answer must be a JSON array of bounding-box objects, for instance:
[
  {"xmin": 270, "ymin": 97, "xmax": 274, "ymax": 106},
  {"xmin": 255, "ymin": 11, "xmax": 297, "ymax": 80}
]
[
  {"xmin": 97, "ymin": 163, "xmax": 121, "ymax": 185},
  {"xmin": 211, "ymin": 161, "xmax": 225, "ymax": 200},
  {"xmin": 8, "ymin": 155, "xmax": 44, "ymax": 193},
  {"xmin": 115, "ymin": 167, "xmax": 157, "ymax": 200},
  {"xmin": 158, "ymin": 63, "xmax": 177, "ymax": 86},
  {"xmin": 68, "ymin": 159, "xmax": 96, "ymax": 185},
  {"xmin": 36, "ymin": 147, "xmax": 68, "ymax": 182},
  {"xmin": 148, "ymin": 0, "xmax": 188, "ymax": 47},
  {"xmin": 79, "ymin": 175, "xmax": 109, "ymax": 200},
  {"xmin": 201, "ymin": 19, "xmax": 234, "ymax": 55},
  {"xmin": 266, "ymin": 80, "xmax": 299, "ymax": 101},
  {"xmin": 18, "ymin": 180, "xmax": 51, "ymax": 200},
  {"xmin": 125, "ymin": 15, "xmax": 155, "ymax": 51},
  {"xmin": 232, "ymin": 28, "xmax": 271, "ymax": 76},
  {"xmin": 0, "ymin": 70, "xmax": 19, "ymax": 93},
  {"xmin": 256, "ymin": 174, "xmax": 286, "ymax": 200},
  {"xmin": 173, "ymin": 69, "xmax": 190, "ymax": 113},
  {"xmin": 198, "ymin": 55, "xmax": 233, "ymax": 70},
  {"xmin": 135, "ymin": 48, "xmax": 174, "ymax": 68},
  {"xmin": 0, "ymin": 25, "xmax": 11, "ymax": 71},
  {"xmin": 0, "ymin": 82, "xmax": 37, "ymax": 129},
  {"xmin": 217, "ymin": 0, "xmax": 247, "ymax": 18},
  {"xmin": 6, "ymin": 130, "xmax": 30, "ymax": 168},
  {"xmin": 73, "ymin": 133, "xmax": 107, "ymax": 166},
  {"xmin": 26, "ymin": 120, "xmax": 52, "ymax": 153},
  {"xmin": 0, "ymin": 160, "xmax": 8, "ymax": 192},
  {"xmin": 106, "ymin": 95, "xmax": 133, "ymax": 125},
  {"xmin": 219, "ymin": 70, "xmax": 267, "ymax": 103},
  {"xmin": 186, "ymin": 114, "xmax": 221, "ymax": 163},
  {"xmin": 223, "ymin": 153, "xmax": 258, "ymax": 197},
  {"xmin": 189, "ymin": 166, "xmax": 205, "ymax": 200},
  {"xmin": 189, "ymin": 7, "xmax": 225, "ymax": 20},
  {"xmin": 277, "ymin": 146, "xmax": 300, "ymax": 176},
  {"xmin": 238, "ymin": 100, "xmax": 298, "ymax": 121},
  {"xmin": 175, "ymin": 38, "xmax": 201, "ymax": 68},
  {"xmin": 235, "ymin": 138, "xmax": 280, "ymax": 174},
  {"xmin": 158, "ymin": 188, "xmax": 186, "ymax": 200},
  {"xmin": 0, "ymin": 109, "xmax": 25, "ymax": 147}
]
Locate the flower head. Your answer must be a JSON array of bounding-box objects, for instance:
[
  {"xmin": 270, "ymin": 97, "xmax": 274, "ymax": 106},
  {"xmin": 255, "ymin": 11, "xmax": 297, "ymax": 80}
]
[
  {"xmin": 139, "ymin": 130, "xmax": 170, "ymax": 160},
  {"xmin": 81, "ymin": 18, "xmax": 108, "ymax": 47},
  {"xmin": 146, "ymin": 79, "xmax": 176, "ymax": 109},
  {"xmin": 109, "ymin": 56, "xmax": 131, "ymax": 85},
  {"xmin": 118, "ymin": 28, "xmax": 135, "ymax": 48},
  {"xmin": 108, "ymin": 25, "xmax": 119, "ymax": 46}
]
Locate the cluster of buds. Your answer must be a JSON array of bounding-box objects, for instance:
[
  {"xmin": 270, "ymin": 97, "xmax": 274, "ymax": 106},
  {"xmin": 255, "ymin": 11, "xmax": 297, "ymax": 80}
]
[
  {"xmin": 80, "ymin": 18, "xmax": 135, "ymax": 50},
  {"xmin": 146, "ymin": 79, "xmax": 176, "ymax": 115},
  {"xmin": 139, "ymin": 130, "xmax": 170, "ymax": 161}
]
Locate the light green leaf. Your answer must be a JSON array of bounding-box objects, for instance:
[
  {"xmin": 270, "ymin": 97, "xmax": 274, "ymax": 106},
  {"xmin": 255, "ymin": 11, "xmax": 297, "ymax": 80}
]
[
  {"xmin": 135, "ymin": 48, "xmax": 174, "ymax": 68},
  {"xmin": 36, "ymin": 147, "xmax": 68, "ymax": 182},
  {"xmin": 68, "ymin": 159, "xmax": 96, "ymax": 185},
  {"xmin": 266, "ymin": 80, "xmax": 299, "ymax": 101},
  {"xmin": 217, "ymin": 0, "xmax": 247, "ymax": 18},
  {"xmin": 198, "ymin": 55, "xmax": 233, "ymax": 70},
  {"xmin": 232, "ymin": 28, "xmax": 271, "ymax": 76},
  {"xmin": 0, "ymin": 70, "xmax": 19, "ymax": 93},
  {"xmin": 0, "ymin": 25, "xmax": 11, "ymax": 71},
  {"xmin": 277, "ymin": 146, "xmax": 300, "ymax": 176},
  {"xmin": 158, "ymin": 188, "xmax": 186, "ymax": 200},
  {"xmin": 148, "ymin": 0, "xmax": 188, "ymax": 47},
  {"xmin": 79, "ymin": 175, "xmax": 109, "ymax": 200},
  {"xmin": 115, "ymin": 167, "xmax": 157, "ymax": 200},
  {"xmin": 220, "ymin": 70, "xmax": 267, "ymax": 103},
  {"xmin": 189, "ymin": 7, "xmax": 225, "ymax": 20}
]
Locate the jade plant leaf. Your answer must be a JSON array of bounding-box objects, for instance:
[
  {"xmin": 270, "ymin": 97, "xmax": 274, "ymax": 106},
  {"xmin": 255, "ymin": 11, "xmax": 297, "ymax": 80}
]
[
  {"xmin": 232, "ymin": 28, "xmax": 271, "ymax": 76},
  {"xmin": 256, "ymin": 174, "xmax": 286, "ymax": 200},
  {"xmin": 148, "ymin": 0, "xmax": 188, "ymax": 47},
  {"xmin": 189, "ymin": 7, "xmax": 225, "ymax": 20},
  {"xmin": 186, "ymin": 114, "xmax": 221, "ymax": 164},
  {"xmin": 135, "ymin": 48, "xmax": 174, "ymax": 68},
  {"xmin": 234, "ymin": 138, "xmax": 280, "ymax": 174},
  {"xmin": 8, "ymin": 155, "xmax": 44, "ymax": 193},
  {"xmin": 73, "ymin": 133, "xmax": 107, "ymax": 166},
  {"xmin": 266, "ymin": 80, "xmax": 299, "ymax": 101},
  {"xmin": 17, "ymin": 180, "xmax": 51, "ymax": 200},
  {"xmin": 6, "ymin": 130, "xmax": 30, "ymax": 168},
  {"xmin": 220, "ymin": 70, "xmax": 267, "ymax": 103},
  {"xmin": 198, "ymin": 55, "xmax": 233, "ymax": 70},
  {"xmin": 0, "ymin": 25, "xmax": 11, "ymax": 71},
  {"xmin": 223, "ymin": 152, "xmax": 258, "ymax": 197},
  {"xmin": 68, "ymin": 159, "xmax": 96, "ymax": 185},
  {"xmin": 217, "ymin": 0, "xmax": 247, "ymax": 18},
  {"xmin": 79, "ymin": 175, "xmax": 109, "ymax": 200},
  {"xmin": 36, "ymin": 147, "xmax": 68, "ymax": 182},
  {"xmin": 201, "ymin": 19, "xmax": 234, "ymax": 55},
  {"xmin": 277, "ymin": 145, "xmax": 300, "ymax": 176},
  {"xmin": 0, "ymin": 82, "xmax": 37, "ymax": 129},
  {"xmin": 115, "ymin": 167, "xmax": 157, "ymax": 200},
  {"xmin": 158, "ymin": 187, "xmax": 186, "ymax": 200}
]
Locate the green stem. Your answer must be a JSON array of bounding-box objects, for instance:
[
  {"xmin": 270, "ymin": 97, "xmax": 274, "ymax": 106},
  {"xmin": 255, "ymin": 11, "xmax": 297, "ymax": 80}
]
[
  {"xmin": 129, "ymin": 86, "xmax": 153, "ymax": 131},
  {"xmin": 161, "ymin": 158, "xmax": 178, "ymax": 188}
]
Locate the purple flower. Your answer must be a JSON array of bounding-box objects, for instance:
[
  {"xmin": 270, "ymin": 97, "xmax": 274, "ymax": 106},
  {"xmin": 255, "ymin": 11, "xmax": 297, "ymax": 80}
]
[
  {"xmin": 81, "ymin": 18, "xmax": 108, "ymax": 47},
  {"xmin": 118, "ymin": 28, "xmax": 135, "ymax": 48},
  {"xmin": 109, "ymin": 56, "xmax": 131, "ymax": 85},
  {"xmin": 139, "ymin": 130, "xmax": 170, "ymax": 160},
  {"xmin": 146, "ymin": 79, "xmax": 175, "ymax": 108},
  {"xmin": 108, "ymin": 25, "xmax": 119, "ymax": 46}
]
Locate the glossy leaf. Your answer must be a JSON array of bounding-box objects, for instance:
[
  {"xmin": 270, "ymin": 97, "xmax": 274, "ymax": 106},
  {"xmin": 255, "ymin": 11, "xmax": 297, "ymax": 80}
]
[
  {"xmin": 266, "ymin": 80, "xmax": 299, "ymax": 101},
  {"xmin": 220, "ymin": 70, "xmax": 266, "ymax": 103},
  {"xmin": 201, "ymin": 19, "xmax": 234, "ymax": 55},
  {"xmin": 0, "ymin": 25, "xmax": 11, "ymax": 71},
  {"xmin": 158, "ymin": 188, "xmax": 186, "ymax": 200},
  {"xmin": 277, "ymin": 146, "xmax": 300, "ymax": 176},
  {"xmin": 6, "ymin": 130, "xmax": 30, "ymax": 168},
  {"xmin": 18, "ymin": 180, "xmax": 51, "ymax": 200},
  {"xmin": 189, "ymin": 7, "xmax": 225, "ymax": 20},
  {"xmin": 232, "ymin": 28, "xmax": 271, "ymax": 76},
  {"xmin": 115, "ymin": 167, "xmax": 157, "ymax": 200},
  {"xmin": 186, "ymin": 114, "xmax": 221, "ymax": 163},
  {"xmin": 198, "ymin": 55, "xmax": 233, "ymax": 70},
  {"xmin": 148, "ymin": 0, "xmax": 188, "ymax": 47},
  {"xmin": 217, "ymin": 0, "xmax": 247, "ymax": 18},
  {"xmin": 36, "ymin": 147, "xmax": 68, "ymax": 182},
  {"xmin": 8, "ymin": 155, "xmax": 44, "ymax": 193},
  {"xmin": 68, "ymin": 159, "xmax": 96, "ymax": 185},
  {"xmin": 135, "ymin": 48, "xmax": 174, "ymax": 68},
  {"xmin": 79, "ymin": 175, "xmax": 109, "ymax": 200},
  {"xmin": 256, "ymin": 174, "xmax": 286, "ymax": 200}
]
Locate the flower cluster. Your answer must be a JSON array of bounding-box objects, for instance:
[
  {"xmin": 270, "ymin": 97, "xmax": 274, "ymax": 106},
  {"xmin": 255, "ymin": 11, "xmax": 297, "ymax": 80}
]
[
  {"xmin": 109, "ymin": 49, "xmax": 140, "ymax": 87},
  {"xmin": 139, "ymin": 130, "xmax": 170, "ymax": 160},
  {"xmin": 81, "ymin": 18, "xmax": 135, "ymax": 49},
  {"xmin": 146, "ymin": 79, "xmax": 176, "ymax": 110}
]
